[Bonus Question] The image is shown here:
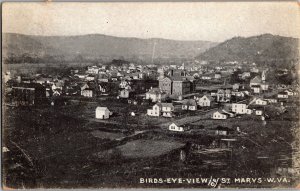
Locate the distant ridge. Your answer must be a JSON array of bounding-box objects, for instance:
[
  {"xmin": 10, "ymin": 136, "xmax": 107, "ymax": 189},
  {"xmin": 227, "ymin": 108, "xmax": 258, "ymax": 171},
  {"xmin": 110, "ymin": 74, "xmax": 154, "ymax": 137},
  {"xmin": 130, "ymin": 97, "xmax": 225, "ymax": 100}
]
[
  {"xmin": 2, "ymin": 33, "xmax": 217, "ymax": 63},
  {"xmin": 196, "ymin": 33, "xmax": 299, "ymax": 63}
]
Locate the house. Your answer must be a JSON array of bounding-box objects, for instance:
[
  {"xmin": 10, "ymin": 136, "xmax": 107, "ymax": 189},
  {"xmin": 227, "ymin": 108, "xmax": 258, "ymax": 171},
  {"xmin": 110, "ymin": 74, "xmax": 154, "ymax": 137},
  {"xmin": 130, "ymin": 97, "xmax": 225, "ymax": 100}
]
[
  {"xmin": 87, "ymin": 66, "xmax": 100, "ymax": 74},
  {"xmin": 119, "ymin": 80, "xmax": 131, "ymax": 89},
  {"xmin": 232, "ymin": 83, "xmax": 240, "ymax": 90},
  {"xmin": 214, "ymin": 73, "xmax": 221, "ymax": 79},
  {"xmin": 159, "ymin": 77, "xmax": 172, "ymax": 95},
  {"xmin": 252, "ymin": 85, "xmax": 261, "ymax": 94},
  {"xmin": 168, "ymin": 123, "xmax": 184, "ymax": 132},
  {"xmin": 147, "ymin": 103, "xmax": 174, "ymax": 117},
  {"xmin": 147, "ymin": 104, "xmax": 161, "ymax": 117},
  {"xmin": 52, "ymin": 82, "xmax": 63, "ymax": 91},
  {"xmin": 182, "ymin": 99, "xmax": 197, "ymax": 111},
  {"xmin": 255, "ymin": 98, "xmax": 268, "ymax": 105},
  {"xmin": 211, "ymin": 126, "xmax": 232, "ymax": 136},
  {"xmin": 261, "ymin": 83, "xmax": 269, "ymax": 91},
  {"xmin": 119, "ymin": 89, "xmax": 130, "ymax": 98},
  {"xmin": 198, "ymin": 95, "xmax": 214, "ymax": 107},
  {"xmin": 284, "ymin": 89, "xmax": 295, "ymax": 96},
  {"xmin": 201, "ymin": 76, "xmax": 212, "ymax": 80},
  {"xmin": 80, "ymin": 83, "xmax": 89, "ymax": 91},
  {"xmin": 216, "ymin": 89, "xmax": 231, "ymax": 102},
  {"xmin": 250, "ymin": 76, "xmax": 262, "ymax": 87},
  {"xmin": 145, "ymin": 88, "xmax": 167, "ymax": 102},
  {"xmin": 231, "ymin": 91, "xmax": 245, "ymax": 97},
  {"xmin": 98, "ymin": 83, "xmax": 108, "ymax": 94},
  {"xmin": 95, "ymin": 107, "xmax": 111, "ymax": 119},
  {"xmin": 216, "ymin": 89, "xmax": 225, "ymax": 102},
  {"xmin": 265, "ymin": 98, "xmax": 278, "ymax": 104},
  {"xmin": 241, "ymin": 72, "xmax": 251, "ymax": 79},
  {"xmin": 160, "ymin": 103, "xmax": 175, "ymax": 117},
  {"xmin": 231, "ymin": 103, "xmax": 251, "ymax": 114},
  {"xmin": 211, "ymin": 111, "xmax": 228, "ymax": 120},
  {"xmin": 86, "ymin": 75, "xmax": 95, "ymax": 81},
  {"xmin": 278, "ymin": 92, "xmax": 288, "ymax": 99},
  {"xmin": 255, "ymin": 110, "xmax": 263, "ymax": 116},
  {"xmin": 81, "ymin": 88, "xmax": 94, "ymax": 97},
  {"xmin": 52, "ymin": 89, "xmax": 62, "ymax": 97},
  {"xmin": 75, "ymin": 73, "xmax": 87, "ymax": 79}
]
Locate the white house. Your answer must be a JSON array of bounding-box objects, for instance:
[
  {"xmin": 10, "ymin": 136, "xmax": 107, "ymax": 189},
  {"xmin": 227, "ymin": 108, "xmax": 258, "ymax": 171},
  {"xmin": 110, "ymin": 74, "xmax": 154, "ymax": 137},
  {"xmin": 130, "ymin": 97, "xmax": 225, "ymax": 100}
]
[
  {"xmin": 161, "ymin": 103, "xmax": 175, "ymax": 117},
  {"xmin": 147, "ymin": 104, "xmax": 161, "ymax": 117},
  {"xmin": 81, "ymin": 88, "xmax": 94, "ymax": 97},
  {"xmin": 214, "ymin": 73, "xmax": 221, "ymax": 79},
  {"xmin": 255, "ymin": 98, "xmax": 268, "ymax": 106},
  {"xmin": 147, "ymin": 102, "xmax": 174, "ymax": 117},
  {"xmin": 252, "ymin": 85, "xmax": 261, "ymax": 94},
  {"xmin": 119, "ymin": 80, "xmax": 131, "ymax": 89},
  {"xmin": 255, "ymin": 110, "xmax": 263, "ymax": 116},
  {"xmin": 86, "ymin": 75, "xmax": 95, "ymax": 81},
  {"xmin": 87, "ymin": 66, "xmax": 100, "ymax": 74},
  {"xmin": 145, "ymin": 88, "xmax": 167, "ymax": 103},
  {"xmin": 198, "ymin": 95, "xmax": 214, "ymax": 107},
  {"xmin": 231, "ymin": 103, "xmax": 251, "ymax": 114},
  {"xmin": 278, "ymin": 92, "xmax": 288, "ymax": 99},
  {"xmin": 284, "ymin": 89, "xmax": 296, "ymax": 96},
  {"xmin": 211, "ymin": 111, "xmax": 227, "ymax": 120},
  {"xmin": 168, "ymin": 123, "xmax": 184, "ymax": 132},
  {"xmin": 119, "ymin": 89, "xmax": 130, "ymax": 98},
  {"xmin": 261, "ymin": 83, "xmax": 269, "ymax": 91},
  {"xmin": 95, "ymin": 107, "xmax": 111, "ymax": 119}
]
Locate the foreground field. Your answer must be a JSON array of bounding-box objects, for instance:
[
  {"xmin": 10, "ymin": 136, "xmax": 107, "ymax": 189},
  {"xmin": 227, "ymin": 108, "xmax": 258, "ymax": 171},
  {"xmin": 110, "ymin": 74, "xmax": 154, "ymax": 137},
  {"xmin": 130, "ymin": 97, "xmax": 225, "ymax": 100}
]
[{"xmin": 2, "ymin": 102, "xmax": 299, "ymax": 188}]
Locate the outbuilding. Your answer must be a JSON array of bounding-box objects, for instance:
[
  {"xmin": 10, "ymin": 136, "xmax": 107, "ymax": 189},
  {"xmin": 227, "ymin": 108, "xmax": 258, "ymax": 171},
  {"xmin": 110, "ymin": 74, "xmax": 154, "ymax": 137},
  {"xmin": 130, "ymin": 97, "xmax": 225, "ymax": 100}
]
[{"xmin": 95, "ymin": 107, "xmax": 111, "ymax": 119}]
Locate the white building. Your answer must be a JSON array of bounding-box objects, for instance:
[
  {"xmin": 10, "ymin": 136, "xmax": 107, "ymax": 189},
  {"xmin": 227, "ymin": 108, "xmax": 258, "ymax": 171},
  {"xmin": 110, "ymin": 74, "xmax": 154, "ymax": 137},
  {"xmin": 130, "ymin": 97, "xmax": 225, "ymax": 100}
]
[
  {"xmin": 169, "ymin": 123, "xmax": 184, "ymax": 132},
  {"xmin": 95, "ymin": 107, "xmax": 111, "ymax": 119},
  {"xmin": 255, "ymin": 98, "xmax": 268, "ymax": 106},
  {"xmin": 231, "ymin": 103, "xmax": 252, "ymax": 114},
  {"xmin": 81, "ymin": 89, "xmax": 93, "ymax": 97},
  {"xmin": 211, "ymin": 111, "xmax": 228, "ymax": 120},
  {"xmin": 255, "ymin": 110, "xmax": 263, "ymax": 116},
  {"xmin": 278, "ymin": 92, "xmax": 288, "ymax": 99},
  {"xmin": 147, "ymin": 104, "xmax": 161, "ymax": 117},
  {"xmin": 145, "ymin": 88, "xmax": 167, "ymax": 103},
  {"xmin": 147, "ymin": 103, "xmax": 174, "ymax": 117},
  {"xmin": 87, "ymin": 66, "xmax": 100, "ymax": 74},
  {"xmin": 198, "ymin": 95, "xmax": 214, "ymax": 107}
]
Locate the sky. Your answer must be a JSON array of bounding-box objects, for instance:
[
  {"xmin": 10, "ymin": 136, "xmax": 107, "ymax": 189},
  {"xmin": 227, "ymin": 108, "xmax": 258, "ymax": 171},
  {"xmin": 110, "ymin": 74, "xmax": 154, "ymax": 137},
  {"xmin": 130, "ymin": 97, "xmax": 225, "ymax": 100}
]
[{"xmin": 2, "ymin": 2, "xmax": 300, "ymax": 42}]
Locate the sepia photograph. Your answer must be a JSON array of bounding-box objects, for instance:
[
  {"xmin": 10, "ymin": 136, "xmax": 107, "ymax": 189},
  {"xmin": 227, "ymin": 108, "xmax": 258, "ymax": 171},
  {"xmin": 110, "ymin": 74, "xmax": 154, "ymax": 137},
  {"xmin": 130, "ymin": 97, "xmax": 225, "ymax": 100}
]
[{"xmin": 1, "ymin": 2, "xmax": 300, "ymax": 189}]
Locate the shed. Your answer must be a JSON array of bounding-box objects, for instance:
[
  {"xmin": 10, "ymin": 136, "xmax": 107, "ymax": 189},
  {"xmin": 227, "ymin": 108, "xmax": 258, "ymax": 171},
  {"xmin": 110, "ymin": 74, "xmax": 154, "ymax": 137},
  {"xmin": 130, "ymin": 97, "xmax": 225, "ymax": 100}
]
[{"xmin": 96, "ymin": 107, "xmax": 111, "ymax": 119}]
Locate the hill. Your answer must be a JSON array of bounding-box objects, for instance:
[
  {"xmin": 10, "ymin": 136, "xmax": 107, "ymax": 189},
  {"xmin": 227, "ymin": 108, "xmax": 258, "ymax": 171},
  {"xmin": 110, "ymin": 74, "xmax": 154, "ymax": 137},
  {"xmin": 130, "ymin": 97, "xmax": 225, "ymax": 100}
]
[
  {"xmin": 2, "ymin": 33, "xmax": 217, "ymax": 64},
  {"xmin": 196, "ymin": 34, "xmax": 299, "ymax": 63}
]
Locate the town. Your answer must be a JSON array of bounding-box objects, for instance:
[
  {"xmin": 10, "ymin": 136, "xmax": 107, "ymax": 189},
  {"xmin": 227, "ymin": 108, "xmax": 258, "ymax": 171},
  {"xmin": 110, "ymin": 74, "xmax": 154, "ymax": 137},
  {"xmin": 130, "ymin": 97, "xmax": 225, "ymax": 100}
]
[{"xmin": 3, "ymin": 57, "xmax": 300, "ymax": 187}]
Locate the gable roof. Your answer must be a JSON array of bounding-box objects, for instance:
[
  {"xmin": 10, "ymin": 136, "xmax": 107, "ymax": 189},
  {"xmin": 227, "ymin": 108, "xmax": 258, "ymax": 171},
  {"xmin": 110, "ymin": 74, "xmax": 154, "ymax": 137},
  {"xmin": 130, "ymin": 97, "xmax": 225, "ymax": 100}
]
[
  {"xmin": 250, "ymin": 76, "xmax": 262, "ymax": 84},
  {"xmin": 200, "ymin": 95, "xmax": 214, "ymax": 101},
  {"xmin": 96, "ymin": 107, "xmax": 109, "ymax": 111},
  {"xmin": 156, "ymin": 103, "xmax": 174, "ymax": 108},
  {"xmin": 182, "ymin": 99, "xmax": 197, "ymax": 106}
]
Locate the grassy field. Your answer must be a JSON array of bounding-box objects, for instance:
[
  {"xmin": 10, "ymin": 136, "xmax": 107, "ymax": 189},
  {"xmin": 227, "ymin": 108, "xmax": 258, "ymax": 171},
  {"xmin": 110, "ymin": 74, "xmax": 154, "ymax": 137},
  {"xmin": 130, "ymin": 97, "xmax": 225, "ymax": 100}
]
[{"xmin": 2, "ymin": 98, "xmax": 299, "ymax": 188}]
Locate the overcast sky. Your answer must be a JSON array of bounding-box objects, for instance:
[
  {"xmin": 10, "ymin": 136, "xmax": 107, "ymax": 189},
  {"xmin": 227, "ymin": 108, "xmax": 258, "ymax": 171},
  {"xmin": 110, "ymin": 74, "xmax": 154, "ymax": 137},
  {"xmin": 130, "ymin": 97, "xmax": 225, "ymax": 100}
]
[{"xmin": 3, "ymin": 2, "xmax": 300, "ymax": 42}]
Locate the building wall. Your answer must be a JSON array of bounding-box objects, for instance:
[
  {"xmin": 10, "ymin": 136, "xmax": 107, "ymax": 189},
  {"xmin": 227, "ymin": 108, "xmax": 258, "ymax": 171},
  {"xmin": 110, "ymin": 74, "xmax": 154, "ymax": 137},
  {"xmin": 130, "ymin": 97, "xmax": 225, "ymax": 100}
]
[
  {"xmin": 159, "ymin": 78, "xmax": 172, "ymax": 94},
  {"xmin": 96, "ymin": 110, "xmax": 109, "ymax": 119}
]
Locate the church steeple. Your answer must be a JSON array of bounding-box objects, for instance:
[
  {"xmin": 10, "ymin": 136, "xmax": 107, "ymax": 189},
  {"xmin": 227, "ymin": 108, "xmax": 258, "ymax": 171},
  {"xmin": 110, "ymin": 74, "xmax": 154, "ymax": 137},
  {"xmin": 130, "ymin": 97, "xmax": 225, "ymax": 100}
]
[{"xmin": 262, "ymin": 70, "xmax": 266, "ymax": 82}]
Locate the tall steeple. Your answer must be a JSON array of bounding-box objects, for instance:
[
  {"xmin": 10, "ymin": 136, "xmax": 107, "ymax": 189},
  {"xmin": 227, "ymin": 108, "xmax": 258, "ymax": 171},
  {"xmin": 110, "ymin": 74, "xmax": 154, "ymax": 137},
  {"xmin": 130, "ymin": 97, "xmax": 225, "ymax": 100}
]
[{"xmin": 262, "ymin": 70, "xmax": 266, "ymax": 82}]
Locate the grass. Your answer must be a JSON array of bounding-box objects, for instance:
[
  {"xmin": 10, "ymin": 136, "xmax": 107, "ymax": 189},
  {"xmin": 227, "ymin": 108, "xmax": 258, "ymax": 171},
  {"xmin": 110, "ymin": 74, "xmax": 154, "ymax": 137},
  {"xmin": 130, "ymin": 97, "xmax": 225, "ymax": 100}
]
[{"xmin": 113, "ymin": 139, "xmax": 185, "ymax": 159}]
